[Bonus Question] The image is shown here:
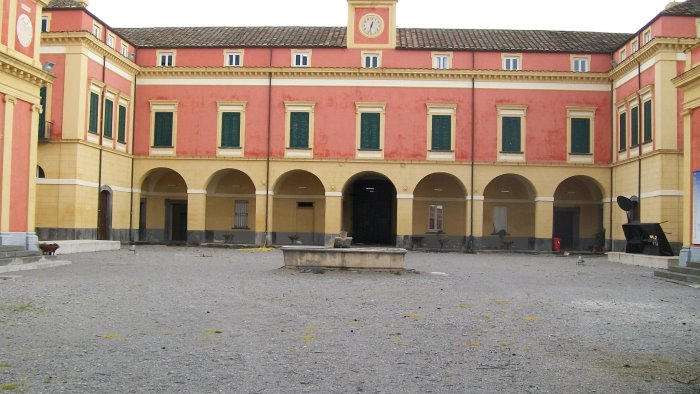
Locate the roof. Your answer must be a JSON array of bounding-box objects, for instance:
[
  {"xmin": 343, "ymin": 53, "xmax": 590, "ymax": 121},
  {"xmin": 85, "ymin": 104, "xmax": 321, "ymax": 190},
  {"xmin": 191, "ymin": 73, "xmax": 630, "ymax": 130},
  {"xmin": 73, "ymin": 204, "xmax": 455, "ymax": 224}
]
[
  {"xmin": 661, "ymin": 0, "xmax": 700, "ymax": 16},
  {"xmin": 45, "ymin": 0, "xmax": 85, "ymax": 8},
  {"xmin": 115, "ymin": 26, "xmax": 631, "ymax": 53}
]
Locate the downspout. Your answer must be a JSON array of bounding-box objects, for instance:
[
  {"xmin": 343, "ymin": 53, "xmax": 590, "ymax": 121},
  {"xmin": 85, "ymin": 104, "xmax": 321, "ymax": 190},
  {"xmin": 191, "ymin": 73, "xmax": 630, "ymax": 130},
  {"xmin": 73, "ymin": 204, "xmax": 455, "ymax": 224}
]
[
  {"xmin": 609, "ymin": 80, "xmax": 615, "ymax": 252},
  {"xmin": 128, "ymin": 74, "xmax": 137, "ymax": 243},
  {"xmin": 264, "ymin": 48, "xmax": 273, "ymax": 246},
  {"xmin": 636, "ymin": 60, "xmax": 643, "ymax": 215},
  {"xmin": 468, "ymin": 50, "xmax": 476, "ymax": 253},
  {"xmin": 96, "ymin": 55, "xmax": 106, "ymax": 239}
]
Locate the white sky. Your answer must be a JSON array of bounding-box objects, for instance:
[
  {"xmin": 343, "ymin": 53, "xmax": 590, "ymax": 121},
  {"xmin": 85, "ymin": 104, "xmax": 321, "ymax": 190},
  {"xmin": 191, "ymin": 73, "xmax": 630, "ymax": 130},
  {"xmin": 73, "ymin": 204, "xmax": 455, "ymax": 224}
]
[{"xmin": 86, "ymin": 0, "xmax": 678, "ymax": 33}]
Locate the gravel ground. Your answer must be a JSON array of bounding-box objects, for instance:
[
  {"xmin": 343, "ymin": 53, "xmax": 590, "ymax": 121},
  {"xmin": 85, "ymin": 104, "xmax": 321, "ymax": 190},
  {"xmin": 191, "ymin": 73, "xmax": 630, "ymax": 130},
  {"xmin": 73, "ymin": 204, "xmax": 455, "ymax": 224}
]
[{"xmin": 0, "ymin": 246, "xmax": 698, "ymax": 393}]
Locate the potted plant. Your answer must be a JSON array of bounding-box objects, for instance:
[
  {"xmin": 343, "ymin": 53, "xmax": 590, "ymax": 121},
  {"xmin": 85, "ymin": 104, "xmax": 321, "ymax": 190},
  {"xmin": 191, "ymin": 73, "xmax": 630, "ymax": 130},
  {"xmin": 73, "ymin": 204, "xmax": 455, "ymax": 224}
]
[{"xmin": 593, "ymin": 228, "xmax": 606, "ymax": 253}]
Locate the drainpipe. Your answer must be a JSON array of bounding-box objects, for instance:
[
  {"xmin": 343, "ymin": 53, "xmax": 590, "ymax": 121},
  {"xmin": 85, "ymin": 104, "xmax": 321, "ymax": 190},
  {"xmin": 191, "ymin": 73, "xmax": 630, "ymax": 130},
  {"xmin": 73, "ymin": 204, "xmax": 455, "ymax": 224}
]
[
  {"xmin": 468, "ymin": 50, "xmax": 476, "ymax": 253},
  {"xmin": 96, "ymin": 55, "xmax": 107, "ymax": 240},
  {"xmin": 264, "ymin": 48, "xmax": 273, "ymax": 246},
  {"xmin": 609, "ymin": 80, "xmax": 615, "ymax": 252},
  {"xmin": 636, "ymin": 60, "xmax": 643, "ymax": 216},
  {"xmin": 128, "ymin": 74, "xmax": 137, "ymax": 243}
]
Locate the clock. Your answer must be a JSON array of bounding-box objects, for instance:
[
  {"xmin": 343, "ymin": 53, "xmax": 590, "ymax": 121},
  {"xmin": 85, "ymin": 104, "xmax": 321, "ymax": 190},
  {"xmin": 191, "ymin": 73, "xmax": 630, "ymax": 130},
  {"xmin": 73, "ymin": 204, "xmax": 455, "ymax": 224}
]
[
  {"xmin": 16, "ymin": 13, "xmax": 33, "ymax": 48},
  {"xmin": 360, "ymin": 14, "xmax": 384, "ymax": 37}
]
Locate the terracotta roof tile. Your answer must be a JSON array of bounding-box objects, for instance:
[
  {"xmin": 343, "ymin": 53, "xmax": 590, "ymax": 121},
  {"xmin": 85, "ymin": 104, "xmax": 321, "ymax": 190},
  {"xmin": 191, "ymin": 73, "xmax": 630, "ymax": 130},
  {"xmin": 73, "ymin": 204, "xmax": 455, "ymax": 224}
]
[
  {"xmin": 46, "ymin": 0, "xmax": 85, "ymax": 9},
  {"xmin": 661, "ymin": 0, "xmax": 700, "ymax": 16}
]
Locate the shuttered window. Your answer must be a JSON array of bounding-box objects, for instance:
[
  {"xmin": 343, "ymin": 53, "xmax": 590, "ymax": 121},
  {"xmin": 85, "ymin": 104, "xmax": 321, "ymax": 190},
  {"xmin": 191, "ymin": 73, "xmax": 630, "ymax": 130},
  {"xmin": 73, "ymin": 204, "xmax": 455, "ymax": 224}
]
[
  {"xmin": 360, "ymin": 113, "xmax": 380, "ymax": 150},
  {"xmin": 501, "ymin": 117, "xmax": 521, "ymax": 153},
  {"xmin": 431, "ymin": 115, "xmax": 452, "ymax": 151},
  {"xmin": 570, "ymin": 118, "xmax": 590, "ymax": 154},
  {"xmin": 88, "ymin": 92, "xmax": 99, "ymax": 133},
  {"xmin": 221, "ymin": 112, "xmax": 241, "ymax": 148},
  {"xmin": 153, "ymin": 112, "xmax": 173, "ymax": 147},
  {"xmin": 289, "ymin": 112, "xmax": 309, "ymax": 148},
  {"xmin": 643, "ymin": 100, "xmax": 652, "ymax": 143},
  {"xmin": 103, "ymin": 99, "xmax": 113, "ymax": 139},
  {"xmin": 619, "ymin": 112, "xmax": 627, "ymax": 151},
  {"xmin": 630, "ymin": 106, "xmax": 639, "ymax": 147},
  {"xmin": 117, "ymin": 105, "xmax": 127, "ymax": 143},
  {"xmin": 234, "ymin": 200, "xmax": 249, "ymax": 229}
]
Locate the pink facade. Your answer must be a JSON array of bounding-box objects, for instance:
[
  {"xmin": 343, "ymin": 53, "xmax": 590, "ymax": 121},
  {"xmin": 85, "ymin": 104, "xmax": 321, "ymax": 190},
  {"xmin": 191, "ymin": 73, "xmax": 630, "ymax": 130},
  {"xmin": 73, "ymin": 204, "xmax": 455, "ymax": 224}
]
[{"xmin": 10, "ymin": 101, "xmax": 32, "ymax": 232}]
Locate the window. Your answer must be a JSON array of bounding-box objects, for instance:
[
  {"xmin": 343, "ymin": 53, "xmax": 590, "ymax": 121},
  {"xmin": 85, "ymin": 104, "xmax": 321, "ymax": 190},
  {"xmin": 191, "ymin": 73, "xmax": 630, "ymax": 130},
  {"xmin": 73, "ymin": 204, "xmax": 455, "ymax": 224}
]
[
  {"xmin": 431, "ymin": 116, "xmax": 452, "ymax": 150},
  {"xmin": 103, "ymin": 98, "xmax": 114, "ymax": 139},
  {"xmin": 620, "ymin": 48, "xmax": 627, "ymax": 62},
  {"xmin": 619, "ymin": 111, "xmax": 627, "ymax": 151},
  {"xmin": 572, "ymin": 57, "xmax": 589, "ymax": 72},
  {"xmin": 117, "ymin": 104, "xmax": 127, "ymax": 144},
  {"xmin": 121, "ymin": 43, "xmax": 128, "ymax": 57},
  {"xmin": 643, "ymin": 100, "xmax": 653, "ymax": 143},
  {"xmin": 567, "ymin": 107, "xmax": 595, "ymax": 162},
  {"xmin": 284, "ymin": 102, "xmax": 314, "ymax": 158},
  {"xmin": 234, "ymin": 200, "xmax": 249, "ymax": 229},
  {"xmin": 426, "ymin": 104, "xmax": 456, "ymax": 160},
  {"xmin": 493, "ymin": 207, "xmax": 508, "ymax": 234},
  {"xmin": 88, "ymin": 92, "xmax": 100, "ymax": 134},
  {"xmin": 107, "ymin": 34, "xmax": 115, "ymax": 48},
  {"xmin": 363, "ymin": 52, "xmax": 380, "ymax": 68},
  {"xmin": 631, "ymin": 39, "xmax": 639, "ymax": 52},
  {"xmin": 92, "ymin": 24, "xmax": 101, "ymax": 39},
  {"xmin": 292, "ymin": 50, "xmax": 310, "ymax": 67},
  {"xmin": 630, "ymin": 105, "xmax": 639, "ymax": 147},
  {"xmin": 503, "ymin": 54, "xmax": 521, "ymax": 71},
  {"xmin": 149, "ymin": 101, "xmax": 178, "ymax": 155},
  {"xmin": 41, "ymin": 16, "xmax": 49, "ymax": 32},
  {"xmin": 643, "ymin": 29, "xmax": 652, "ymax": 44},
  {"xmin": 38, "ymin": 87, "xmax": 48, "ymax": 139},
  {"xmin": 432, "ymin": 53, "xmax": 451, "ymax": 70},
  {"xmin": 497, "ymin": 105, "xmax": 527, "ymax": 161},
  {"xmin": 225, "ymin": 51, "xmax": 243, "ymax": 67},
  {"xmin": 158, "ymin": 51, "xmax": 175, "ymax": 67},
  {"xmin": 428, "ymin": 204, "xmax": 444, "ymax": 232},
  {"xmin": 356, "ymin": 103, "xmax": 385, "ymax": 159},
  {"xmin": 217, "ymin": 102, "xmax": 245, "ymax": 157},
  {"xmin": 289, "ymin": 113, "xmax": 310, "ymax": 148}
]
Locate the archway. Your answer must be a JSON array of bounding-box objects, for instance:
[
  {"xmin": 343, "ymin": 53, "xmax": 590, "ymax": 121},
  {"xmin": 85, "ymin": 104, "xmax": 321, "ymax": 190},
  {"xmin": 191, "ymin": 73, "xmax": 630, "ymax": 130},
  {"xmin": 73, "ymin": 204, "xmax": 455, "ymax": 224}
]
[
  {"xmin": 483, "ymin": 174, "xmax": 536, "ymax": 250},
  {"xmin": 139, "ymin": 168, "xmax": 188, "ymax": 243},
  {"xmin": 343, "ymin": 172, "xmax": 397, "ymax": 245},
  {"xmin": 204, "ymin": 169, "xmax": 256, "ymax": 244},
  {"xmin": 553, "ymin": 176, "xmax": 604, "ymax": 251},
  {"xmin": 272, "ymin": 170, "xmax": 325, "ymax": 245},
  {"xmin": 412, "ymin": 173, "xmax": 467, "ymax": 249},
  {"xmin": 98, "ymin": 187, "xmax": 112, "ymax": 240}
]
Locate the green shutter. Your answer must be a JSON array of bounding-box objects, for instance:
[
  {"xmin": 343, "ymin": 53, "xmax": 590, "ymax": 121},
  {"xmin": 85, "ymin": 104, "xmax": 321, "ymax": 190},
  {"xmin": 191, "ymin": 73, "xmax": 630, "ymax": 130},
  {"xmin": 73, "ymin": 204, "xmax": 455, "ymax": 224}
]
[
  {"xmin": 643, "ymin": 100, "xmax": 652, "ymax": 143},
  {"xmin": 619, "ymin": 113, "xmax": 627, "ymax": 150},
  {"xmin": 431, "ymin": 115, "xmax": 452, "ymax": 151},
  {"xmin": 571, "ymin": 118, "xmax": 590, "ymax": 154},
  {"xmin": 103, "ymin": 99, "xmax": 113, "ymax": 138},
  {"xmin": 360, "ymin": 113, "xmax": 380, "ymax": 150},
  {"xmin": 501, "ymin": 117, "xmax": 521, "ymax": 153},
  {"xmin": 38, "ymin": 87, "xmax": 47, "ymax": 139},
  {"xmin": 631, "ymin": 107, "xmax": 639, "ymax": 147},
  {"xmin": 221, "ymin": 112, "xmax": 241, "ymax": 148},
  {"xmin": 153, "ymin": 112, "xmax": 173, "ymax": 147},
  {"xmin": 117, "ymin": 105, "xmax": 127, "ymax": 143},
  {"xmin": 289, "ymin": 112, "xmax": 309, "ymax": 148},
  {"xmin": 88, "ymin": 92, "xmax": 99, "ymax": 133}
]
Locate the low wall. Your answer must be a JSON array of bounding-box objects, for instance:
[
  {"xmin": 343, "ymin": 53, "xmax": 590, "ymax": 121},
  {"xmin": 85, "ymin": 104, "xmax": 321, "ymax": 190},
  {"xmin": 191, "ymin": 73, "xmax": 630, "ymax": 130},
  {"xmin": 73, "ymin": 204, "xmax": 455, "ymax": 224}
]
[
  {"xmin": 42, "ymin": 240, "xmax": 122, "ymax": 255},
  {"xmin": 281, "ymin": 246, "xmax": 406, "ymax": 271},
  {"xmin": 607, "ymin": 252, "xmax": 678, "ymax": 269}
]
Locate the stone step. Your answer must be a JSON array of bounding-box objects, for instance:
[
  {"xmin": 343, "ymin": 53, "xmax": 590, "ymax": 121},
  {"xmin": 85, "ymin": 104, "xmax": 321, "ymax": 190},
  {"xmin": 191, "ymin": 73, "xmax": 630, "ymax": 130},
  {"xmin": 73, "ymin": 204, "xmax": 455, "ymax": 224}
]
[
  {"xmin": 668, "ymin": 266, "xmax": 700, "ymax": 276},
  {"xmin": 654, "ymin": 269, "xmax": 700, "ymax": 284},
  {"xmin": 688, "ymin": 262, "xmax": 700, "ymax": 270},
  {"xmin": 0, "ymin": 250, "xmax": 42, "ymax": 259},
  {"xmin": 0, "ymin": 255, "xmax": 49, "ymax": 267}
]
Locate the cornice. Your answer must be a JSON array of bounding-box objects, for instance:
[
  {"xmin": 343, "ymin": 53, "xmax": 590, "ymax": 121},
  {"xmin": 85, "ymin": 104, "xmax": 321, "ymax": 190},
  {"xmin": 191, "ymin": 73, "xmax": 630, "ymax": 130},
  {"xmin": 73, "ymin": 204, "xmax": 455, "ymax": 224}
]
[
  {"xmin": 0, "ymin": 51, "xmax": 54, "ymax": 87},
  {"xmin": 42, "ymin": 32, "xmax": 140, "ymax": 76},
  {"xmin": 673, "ymin": 63, "xmax": 700, "ymax": 89},
  {"xmin": 609, "ymin": 37, "xmax": 698, "ymax": 80}
]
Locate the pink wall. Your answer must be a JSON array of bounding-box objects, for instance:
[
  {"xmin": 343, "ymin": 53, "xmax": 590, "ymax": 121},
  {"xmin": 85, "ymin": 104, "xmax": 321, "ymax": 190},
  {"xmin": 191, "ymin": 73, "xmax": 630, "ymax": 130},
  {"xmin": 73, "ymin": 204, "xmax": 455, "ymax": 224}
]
[
  {"xmin": 693, "ymin": 110, "xmax": 700, "ymax": 171},
  {"xmin": 0, "ymin": 95, "xmax": 4, "ymax": 223},
  {"xmin": 15, "ymin": 0, "xmax": 37, "ymax": 58},
  {"xmin": 40, "ymin": 54, "xmax": 65, "ymax": 139},
  {"xmin": 10, "ymin": 100, "xmax": 31, "ymax": 232},
  {"xmin": 1, "ymin": 0, "xmax": 10, "ymax": 47}
]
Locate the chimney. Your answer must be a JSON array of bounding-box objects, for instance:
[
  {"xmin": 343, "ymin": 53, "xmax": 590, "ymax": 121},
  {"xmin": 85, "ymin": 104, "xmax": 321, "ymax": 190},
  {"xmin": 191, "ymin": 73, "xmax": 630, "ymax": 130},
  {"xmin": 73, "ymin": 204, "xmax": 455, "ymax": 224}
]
[
  {"xmin": 76, "ymin": 0, "xmax": 89, "ymax": 6},
  {"xmin": 665, "ymin": 1, "xmax": 681, "ymax": 9}
]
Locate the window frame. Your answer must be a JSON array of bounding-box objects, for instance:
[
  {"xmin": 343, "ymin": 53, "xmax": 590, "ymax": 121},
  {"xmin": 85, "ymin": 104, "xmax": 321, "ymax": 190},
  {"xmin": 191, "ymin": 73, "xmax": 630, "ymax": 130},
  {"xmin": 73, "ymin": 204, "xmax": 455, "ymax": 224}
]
[
  {"xmin": 216, "ymin": 101, "xmax": 246, "ymax": 157},
  {"xmin": 157, "ymin": 50, "xmax": 175, "ymax": 67},
  {"xmin": 120, "ymin": 43, "xmax": 129, "ymax": 57},
  {"xmin": 502, "ymin": 54, "xmax": 522, "ymax": 71},
  {"xmin": 224, "ymin": 50, "xmax": 243, "ymax": 67},
  {"xmin": 426, "ymin": 103, "xmax": 456, "ymax": 160},
  {"xmin": 428, "ymin": 204, "xmax": 444, "ymax": 232},
  {"xmin": 432, "ymin": 52, "xmax": 452, "ymax": 70},
  {"xmin": 149, "ymin": 101, "xmax": 178, "ymax": 156},
  {"xmin": 291, "ymin": 50, "xmax": 311, "ymax": 67},
  {"xmin": 567, "ymin": 106, "xmax": 596, "ymax": 162},
  {"xmin": 631, "ymin": 38, "xmax": 639, "ymax": 53},
  {"xmin": 41, "ymin": 15, "xmax": 50, "ymax": 32},
  {"xmin": 107, "ymin": 33, "xmax": 115, "ymax": 49},
  {"xmin": 361, "ymin": 51, "xmax": 381, "ymax": 68},
  {"xmin": 571, "ymin": 55, "xmax": 590, "ymax": 72},
  {"xmin": 630, "ymin": 102, "xmax": 640, "ymax": 148},
  {"xmin": 618, "ymin": 107, "xmax": 628, "ymax": 156},
  {"xmin": 117, "ymin": 99, "xmax": 128, "ymax": 146},
  {"xmin": 284, "ymin": 102, "xmax": 315, "ymax": 158},
  {"xmin": 620, "ymin": 48, "xmax": 627, "ymax": 62},
  {"xmin": 355, "ymin": 102, "xmax": 386, "ymax": 159},
  {"xmin": 497, "ymin": 105, "xmax": 527, "ymax": 162},
  {"xmin": 642, "ymin": 91, "xmax": 653, "ymax": 145},
  {"xmin": 643, "ymin": 28, "xmax": 652, "ymax": 43},
  {"xmin": 103, "ymin": 95, "xmax": 115, "ymax": 140},
  {"xmin": 92, "ymin": 23, "xmax": 102, "ymax": 39}
]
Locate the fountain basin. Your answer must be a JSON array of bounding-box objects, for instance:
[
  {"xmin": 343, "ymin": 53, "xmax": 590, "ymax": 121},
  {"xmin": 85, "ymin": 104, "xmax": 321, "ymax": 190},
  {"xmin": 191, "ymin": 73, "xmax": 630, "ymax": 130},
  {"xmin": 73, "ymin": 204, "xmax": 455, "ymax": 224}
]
[{"xmin": 281, "ymin": 246, "xmax": 406, "ymax": 271}]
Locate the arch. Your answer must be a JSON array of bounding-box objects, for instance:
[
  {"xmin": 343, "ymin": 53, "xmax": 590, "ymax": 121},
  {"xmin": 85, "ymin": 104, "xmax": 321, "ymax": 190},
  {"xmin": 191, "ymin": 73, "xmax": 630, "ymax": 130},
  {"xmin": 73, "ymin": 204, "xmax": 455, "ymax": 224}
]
[
  {"xmin": 342, "ymin": 171, "xmax": 397, "ymax": 245},
  {"xmin": 553, "ymin": 175, "xmax": 605, "ymax": 251},
  {"xmin": 482, "ymin": 174, "xmax": 537, "ymax": 250},
  {"xmin": 204, "ymin": 169, "xmax": 257, "ymax": 244},
  {"xmin": 98, "ymin": 186, "xmax": 113, "ymax": 240},
  {"xmin": 138, "ymin": 168, "xmax": 188, "ymax": 243},
  {"xmin": 36, "ymin": 165, "xmax": 45, "ymax": 178},
  {"xmin": 272, "ymin": 170, "xmax": 326, "ymax": 245},
  {"xmin": 412, "ymin": 173, "xmax": 468, "ymax": 249}
]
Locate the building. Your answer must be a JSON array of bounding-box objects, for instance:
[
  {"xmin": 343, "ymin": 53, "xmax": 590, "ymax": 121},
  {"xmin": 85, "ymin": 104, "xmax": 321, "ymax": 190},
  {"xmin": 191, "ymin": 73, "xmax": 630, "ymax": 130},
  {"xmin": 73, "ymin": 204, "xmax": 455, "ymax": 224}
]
[
  {"xmin": 31, "ymin": 0, "xmax": 700, "ymax": 262},
  {"xmin": 0, "ymin": 0, "xmax": 52, "ymax": 251}
]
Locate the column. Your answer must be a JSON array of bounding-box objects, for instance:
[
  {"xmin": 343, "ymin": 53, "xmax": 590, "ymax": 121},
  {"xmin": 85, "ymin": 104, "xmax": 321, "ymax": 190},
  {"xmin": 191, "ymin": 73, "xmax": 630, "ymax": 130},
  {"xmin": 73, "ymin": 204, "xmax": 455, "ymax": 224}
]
[
  {"xmin": 534, "ymin": 198, "xmax": 554, "ymax": 251},
  {"xmin": 186, "ymin": 190, "xmax": 206, "ymax": 244},
  {"xmin": 0, "ymin": 96, "xmax": 16, "ymax": 243},
  {"xmin": 254, "ymin": 190, "xmax": 272, "ymax": 246},
  {"xmin": 25, "ymin": 104, "xmax": 41, "ymax": 250},
  {"xmin": 396, "ymin": 194, "xmax": 413, "ymax": 248},
  {"xmin": 324, "ymin": 192, "xmax": 342, "ymax": 247},
  {"xmin": 469, "ymin": 196, "xmax": 484, "ymax": 250}
]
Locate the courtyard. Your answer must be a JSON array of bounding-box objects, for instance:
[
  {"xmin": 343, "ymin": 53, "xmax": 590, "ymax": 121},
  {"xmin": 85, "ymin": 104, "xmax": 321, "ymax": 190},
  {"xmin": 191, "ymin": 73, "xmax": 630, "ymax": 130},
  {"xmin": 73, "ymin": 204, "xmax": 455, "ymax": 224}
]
[{"xmin": 0, "ymin": 247, "xmax": 698, "ymax": 393}]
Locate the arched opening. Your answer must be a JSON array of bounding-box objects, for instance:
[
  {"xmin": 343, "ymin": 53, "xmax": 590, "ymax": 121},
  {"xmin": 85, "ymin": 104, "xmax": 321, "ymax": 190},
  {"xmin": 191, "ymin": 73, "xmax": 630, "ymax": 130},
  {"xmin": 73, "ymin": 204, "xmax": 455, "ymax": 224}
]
[
  {"xmin": 412, "ymin": 173, "xmax": 467, "ymax": 249},
  {"xmin": 483, "ymin": 174, "xmax": 536, "ymax": 250},
  {"xmin": 36, "ymin": 165, "xmax": 45, "ymax": 178},
  {"xmin": 205, "ymin": 169, "xmax": 256, "ymax": 244},
  {"xmin": 139, "ymin": 168, "xmax": 188, "ymax": 243},
  {"xmin": 98, "ymin": 187, "xmax": 112, "ymax": 240},
  {"xmin": 554, "ymin": 176, "xmax": 604, "ymax": 251},
  {"xmin": 272, "ymin": 170, "xmax": 325, "ymax": 245},
  {"xmin": 343, "ymin": 172, "xmax": 397, "ymax": 245}
]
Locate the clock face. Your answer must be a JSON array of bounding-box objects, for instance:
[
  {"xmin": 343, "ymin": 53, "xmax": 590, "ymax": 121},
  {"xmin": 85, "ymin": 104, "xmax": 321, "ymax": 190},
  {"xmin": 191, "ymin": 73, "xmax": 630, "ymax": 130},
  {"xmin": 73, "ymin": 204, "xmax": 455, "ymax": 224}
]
[
  {"xmin": 360, "ymin": 14, "xmax": 383, "ymax": 37},
  {"xmin": 16, "ymin": 13, "xmax": 33, "ymax": 48}
]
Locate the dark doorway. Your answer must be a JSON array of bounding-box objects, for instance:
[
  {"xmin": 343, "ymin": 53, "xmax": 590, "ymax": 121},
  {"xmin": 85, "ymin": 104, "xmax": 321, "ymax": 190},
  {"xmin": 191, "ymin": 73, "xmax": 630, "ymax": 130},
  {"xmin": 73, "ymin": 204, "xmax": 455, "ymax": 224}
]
[
  {"xmin": 351, "ymin": 179, "xmax": 396, "ymax": 245},
  {"xmin": 98, "ymin": 190, "xmax": 112, "ymax": 240},
  {"xmin": 553, "ymin": 207, "xmax": 580, "ymax": 250},
  {"xmin": 168, "ymin": 201, "xmax": 188, "ymax": 242},
  {"xmin": 139, "ymin": 199, "xmax": 147, "ymax": 241}
]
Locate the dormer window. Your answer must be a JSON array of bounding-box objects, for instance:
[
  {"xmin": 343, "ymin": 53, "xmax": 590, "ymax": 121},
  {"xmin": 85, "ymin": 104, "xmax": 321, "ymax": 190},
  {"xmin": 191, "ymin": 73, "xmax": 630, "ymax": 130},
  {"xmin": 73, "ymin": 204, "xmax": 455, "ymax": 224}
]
[
  {"xmin": 225, "ymin": 51, "xmax": 243, "ymax": 67},
  {"xmin": 92, "ymin": 24, "xmax": 101, "ymax": 39},
  {"xmin": 503, "ymin": 54, "xmax": 521, "ymax": 71},
  {"xmin": 158, "ymin": 51, "xmax": 175, "ymax": 67},
  {"xmin": 620, "ymin": 48, "xmax": 627, "ymax": 62},
  {"xmin": 572, "ymin": 56, "xmax": 589, "ymax": 73},
  {"xmin": 362, "ymin": 52, "xmax": 380, "ymax": 68},
  {"xmin": 292, "ymin": 50, "xmax": 311, "ymax": 67}
]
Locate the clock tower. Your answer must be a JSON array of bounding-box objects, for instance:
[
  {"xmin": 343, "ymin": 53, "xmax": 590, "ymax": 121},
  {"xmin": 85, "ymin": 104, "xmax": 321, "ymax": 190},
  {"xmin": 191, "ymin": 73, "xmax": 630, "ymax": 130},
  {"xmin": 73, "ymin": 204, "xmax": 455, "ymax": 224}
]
[{"xmin": 347, "ymin": 0, "xmax": 397, "ymax": 49}]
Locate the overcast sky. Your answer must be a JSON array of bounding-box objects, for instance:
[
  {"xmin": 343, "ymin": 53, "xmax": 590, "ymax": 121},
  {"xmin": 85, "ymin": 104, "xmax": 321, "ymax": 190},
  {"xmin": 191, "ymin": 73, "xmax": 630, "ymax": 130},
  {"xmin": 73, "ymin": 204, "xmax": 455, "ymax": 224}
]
[{"xmin": 86, "ymin": 0, "xmax": 678, "ymax": 33}]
